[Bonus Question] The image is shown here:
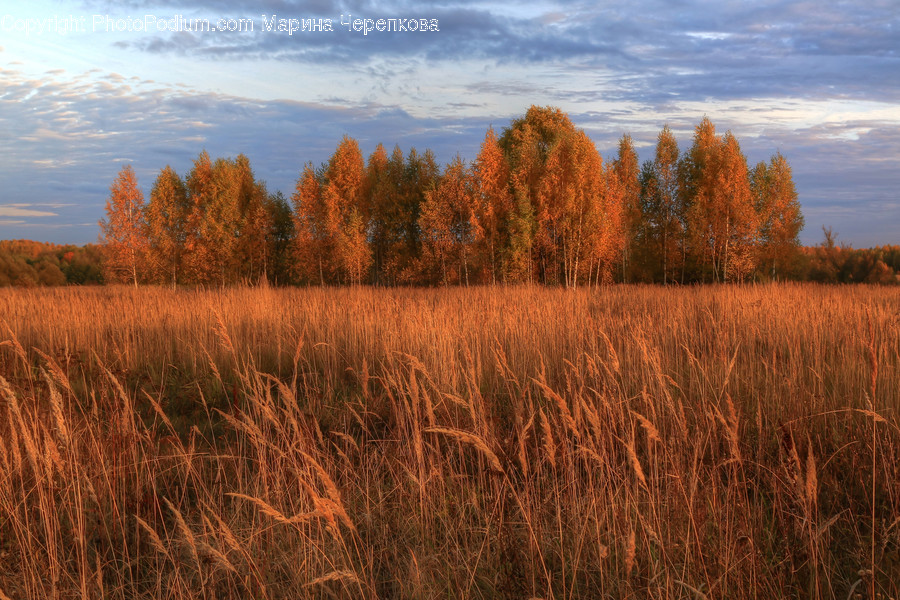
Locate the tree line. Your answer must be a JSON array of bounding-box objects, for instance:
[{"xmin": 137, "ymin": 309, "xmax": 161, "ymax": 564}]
[
  {"xmin": 96, "ymin": 105, "xmax": 895, "ymax": 287},
  {"xmin": 0, "ymin": 240, "xmax": 103, "ymax": 287}
]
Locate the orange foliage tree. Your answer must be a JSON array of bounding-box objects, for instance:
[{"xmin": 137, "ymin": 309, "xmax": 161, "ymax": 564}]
[
  {"xmin": 291, "ymin": 163, "xmax": 327, "ymax": 284},
  {"xmin": 612, "ymin": 135, "xmax": 641, "ymax": 282},
  {"xmin": 233, "ymin": 155, "xmax": 273, "ymax": 284},
  {"xmin": 326, "ymin": 137, "xmax": 371, "ymax": 285},
  {"xmin": 364, "ymin": 144, "xmax": 393, "ymax": 283},
  {"xmin": 99, "ymin": 106, "xmax": 816, "ymax": 287},
  {"xmin": 183, "ymin": 152, "xmax": 245, "ymax": 286},
  {"xmin": 679, "ymin": 118, "xmax": 758, "ymax": 282},
  {"xmin": 472, "ymin": 127, "xmax": 513, "ymax": 284},
  {"xmin": 292, "ymin": 137, "xmax": 371, "ymax": 284},
  {"xmin": 752, "ymin": 152, "xmax": 804, "ymax": 280},
  {"xmin": 99, "ymin": 165, "xmax": 148, "ymax": 287},
  {"xmin": 638, "ymin": 126, "xmax": 682, "ymax": 283},
  {"xmin": 145, "ymin": 165, "xmax": 188, "ymax": 287},
  {"xmin": 419, "ymin": 156, "xmax": 480, "ymax": 285},
  {"xmin": 716, "ymin": 132, "xmax": 758, "ymax": 281},
  {"xmin": 502, "ymin": 106, "xmax": 623, "ymax": 287}
]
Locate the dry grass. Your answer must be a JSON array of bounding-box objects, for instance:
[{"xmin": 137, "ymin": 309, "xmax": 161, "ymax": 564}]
[{"xmin": 0, "ymin": 283, "xmax": 898, "ymax": 599}]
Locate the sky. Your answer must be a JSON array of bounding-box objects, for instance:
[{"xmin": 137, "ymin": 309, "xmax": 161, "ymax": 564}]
[{"xmin": 0, "ymin": 0, "xmax": 897, "ymax": 247}]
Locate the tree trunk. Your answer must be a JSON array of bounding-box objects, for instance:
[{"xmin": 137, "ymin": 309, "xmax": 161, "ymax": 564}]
[
  {"xmin": 131, "ymin": 247, "xmax": 138, "ymax": 288},
  {"xmin": 490, "ymin": 238, "xmax": 496, "ymax": 285},
  {"xmin": 663, "ymin": 226, "xmax": 668, "ymax": 285},
  {"xmin": 724, "ymin": 219, "xmax": 730, "ymax": 283},
  {"xmin": 463, "ymin": 248, "xmax": 469, "ymax": 287}
]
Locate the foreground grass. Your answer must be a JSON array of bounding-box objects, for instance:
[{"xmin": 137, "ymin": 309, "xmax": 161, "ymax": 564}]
[{"xmin": 0, "ymin": 284, "xmax": 898, "ymax": 599}]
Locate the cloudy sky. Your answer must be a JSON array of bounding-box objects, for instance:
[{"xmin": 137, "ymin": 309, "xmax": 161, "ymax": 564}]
[{"xmin": 1, "ymin": 0, "xmax": 897, "ymax": 246}]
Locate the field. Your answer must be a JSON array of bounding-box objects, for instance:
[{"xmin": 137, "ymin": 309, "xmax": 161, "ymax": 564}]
[{"xmin": 1, "ymin": 284, "xmax": 898, "ymax": 599}]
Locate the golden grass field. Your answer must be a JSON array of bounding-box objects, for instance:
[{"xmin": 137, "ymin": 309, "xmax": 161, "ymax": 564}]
[{"xmin": 1, "ymin": 284, "xmax": 898, "ymax": 599}]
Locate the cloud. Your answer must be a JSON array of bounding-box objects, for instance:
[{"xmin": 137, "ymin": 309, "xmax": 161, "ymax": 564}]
[
  {"xmin": 108, "ymin": 6, "xmax": 627, "ymax": 68},
  {"xmin": 2, "ymin": 0, "xmax": 898, "ymax": 246},
  {"xmin": 0, "ymin": 205, "xmax": 58, "ymax": 218},
  {"xmin": 2, "ymin": 59, "xmax": 898, "ymax": 245},
  {"xmin": 0, "ymin": 64, "xmax": 494, "ymax": 242},
  {"xmin": 54, "ymin": 0, "xmax": 898, "ymax": 122}
]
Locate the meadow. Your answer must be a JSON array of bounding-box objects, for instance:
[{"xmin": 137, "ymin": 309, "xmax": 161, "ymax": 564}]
[{"xmin": 0, "ymin": 283, "xmax": 898, "ymax": 599}]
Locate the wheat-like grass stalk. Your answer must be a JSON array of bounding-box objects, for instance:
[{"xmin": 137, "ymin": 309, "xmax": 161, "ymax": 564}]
[
  {"xmin": 134, "ymin": 514, "xmax": 168, "ymax": 555},
  {"xmin": 163, "ymin": 497, "xmax": 201, "ymax": 570},
  {"xmin": 538, "ymin": 407, "xmax": 556, "ymax": 466},
  {"xmin": 143, "ymin": 389, "xmax": 176, "ymax": 434},
  {"xmin": 227, "ymin": 493, "xmax": 291, "ymax": 524},
  {"xmin": 630, "ymin": 410, "xmax": 660, "ymax": 445},
  {"xmin": 34, "ymin": 348, "xmax": 75, "ymax": 395},
  {"xmin": 534, "ymin": 376, "xmax": 579, "ymax": 438},
  {"xmin": 0, "ymin": 320, "xmax": 28, "ymax": 366},
  {"xmin": 304, "ymin": 569, "xmax": 361, "ymax": 587},
  {"xmin": 299, "ymin": 451, "xmax": 356, "ymax": 531},
  {"xmin": 625, "ymin": 435, "xmax": 648, "ymax": 489},
  {"xmin": 805, "ymin": 442, "xmax": 818, "ymax": 510},
  {"xmin": 624, "ymin": 529, "xmax": 636, "ymax": 578},
  {"xmin": 198, "ymin": 540, "xmax": 239, "ymax": 574},
  {"xmin": 1, "ymin": 376, "xmax": 40, "ymax": 477},
  {"xmin": 214, "ymin": 310, "xmax": 238, "ymax": 359},
  {"xmin": 518, "ymin": 413, "xmax": 534, "ymax": 477},
  {"xmin": 425, "ymin": 427, "xmax": 504, "ymax": 474},
  {"xmin": 42, "ymin": 368, "xmax": 70, "ymax": 449}
]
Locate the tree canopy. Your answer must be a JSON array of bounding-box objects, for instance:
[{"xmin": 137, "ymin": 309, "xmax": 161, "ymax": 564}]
[{"xmin": 88, "ymin": 106, "xmax": 897, "ymax": 287}]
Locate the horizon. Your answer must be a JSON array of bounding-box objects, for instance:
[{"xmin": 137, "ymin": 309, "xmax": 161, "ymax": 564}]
[{"xmin": 1, "ymin": 0, "xmax": 897, "ymax": 247}]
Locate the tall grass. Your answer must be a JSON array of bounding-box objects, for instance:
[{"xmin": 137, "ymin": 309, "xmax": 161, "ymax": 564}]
[{"xmin": 0, "ymin": 283, "xmax": 898, "ymax": 598}]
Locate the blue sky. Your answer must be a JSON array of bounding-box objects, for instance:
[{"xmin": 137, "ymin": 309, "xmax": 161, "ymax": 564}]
[{"xmin": 1, "ymin": 0, "xmax": 897, "ymax": 246}]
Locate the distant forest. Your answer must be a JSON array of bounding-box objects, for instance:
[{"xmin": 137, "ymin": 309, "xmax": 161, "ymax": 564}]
[
  {"xmin": 0, "ymin": 240, "xmax": 103, "ymax": 286},
  {"xmin": 3, "ymin": 106, "xmax": 897, "ymax": 287}
]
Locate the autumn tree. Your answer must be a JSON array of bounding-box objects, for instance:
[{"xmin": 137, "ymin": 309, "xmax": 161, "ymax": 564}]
[
  {"xmin": 715, "ymin": 132, "xmax": 758, "ymax": 281},
  {"xmin": 232, "ymin": 155, "xmax": 273, "ymax": 284},
  {"xmin": 208, "ymin": 158, "xmax": 245, "ymax": 285},
  {"xmin": 292, "ymin": 137, "xmax": 371, "ymax": 284},
  {"xmin": 376, "ymin": 147, "xmax": 439, "ymax": 284},
  {"xmin": 501, "ymin": 106, "xmax": 575, "ymax": 284},
  {"xmin": 679, "ymin": 119, "xmax": 758, "ymax": 281},
  {"xmin": 472, "ymin": 127, "xmax": 513, "ymax": 283},
  {"xmin": 505, "ymin": 187, "xmax": 536, "ymax": 284},
  {"xmin": 612, "ymin": 135, "xmax": 641, "ymax": 282},
  {"xmin": 182, "ymin": 151, "xmax": 213, "ymax": 284},
  {"xmin": 324, "ymin": 136, "xmax": 371, "ymax": 284},
  {"xmin": 751, "ymin": 152, "xmax": 804, "ymax": 279},
  {"xmin": 145, "ymin": 165, "xmax": 188, "ymax": 287},
  {"xmin": 419, "ymin": 156, "xmax": 480, "ymax": 285},
  {"xmin": 538, "ymin": 129, "xmax": 611, "ymax": 287},
  {"xmin": 808, "ymin": 226, "xmax": 844, "ymax": 282},
  {"xmin": 637, "ymin": 159, "xmax": 660, "ymax": 281},
  {"xmin": 183, "ymin": 153, "xmax": 245, "ymax": 286},
  {"xmin": 593, "ymin": 160, "xmax": 625, "ymax": 284},
  {"xmin": 338, "ymin": 207, "xmax": 371, "ymax": 284},
  {"xmin": 501, "ymin": 105, "xmax": 623, "ymax": 287},
  {"xmin": 264, "ymin": 191, "xmax": 295, "ymax": 286},
  {"xmin": 292, "ymin": 162, "xmax": 327, "ymax": 284},
  {"xmin": 679, "ymin": 117, "xmax": 720, "ymax": 281},
  {"xmin": 365, "ymin": 144, "xmax": 393, "ymax": 284},
  {"xmin": 639, "ymin": 126, "xmax": 682, "ymax": 283},
  {"xmin": 99, "ymin": 164, "xmax": 148, "ymax": 287},
  {"xmin": 240, "ymin": 180, "xmax": 274, "ymax": 283}
]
